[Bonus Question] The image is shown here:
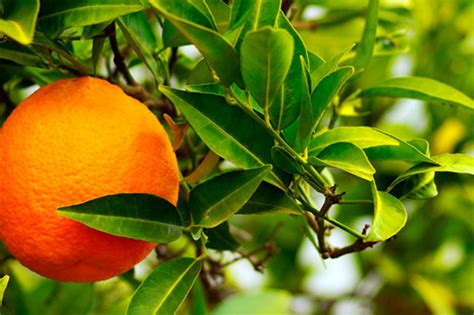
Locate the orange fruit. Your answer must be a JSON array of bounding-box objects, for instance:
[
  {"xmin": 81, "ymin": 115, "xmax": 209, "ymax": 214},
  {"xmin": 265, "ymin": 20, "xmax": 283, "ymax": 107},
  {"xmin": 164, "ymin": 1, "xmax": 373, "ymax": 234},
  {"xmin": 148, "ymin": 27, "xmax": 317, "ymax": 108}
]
[{"xmin": 0, "ymin": 77, "xmax": 179, "ymax": 282}]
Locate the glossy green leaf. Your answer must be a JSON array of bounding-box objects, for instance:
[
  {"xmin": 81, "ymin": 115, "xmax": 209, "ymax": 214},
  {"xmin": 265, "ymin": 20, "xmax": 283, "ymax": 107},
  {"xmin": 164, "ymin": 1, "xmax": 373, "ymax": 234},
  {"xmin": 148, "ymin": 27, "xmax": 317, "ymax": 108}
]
[
  {"xmin": 365, "ymin": 183, "xmax": 407, "ymax": 242},
  {"xmin": 308, "ymin": 126, "xmax": 399, "ymax": 156},
  {"xmin": 191, "ymin": 281, "xmax": 207, "ymax": 315},
  {"xmin": 151, "ymin": 0, "xmax": 242, "ymax": 86},
  {"xmin": 360, "ymin": 76, "xmax": 474, "ymax": 110},
  {"xmin": 363, "ymin": 130, "xmax": 436, "ymax": 163},
  {"xmin": 0, "ymin": 275, "xmax": 9, "ymax": 305},
  {"xmin": 190, "ymin": 166, "xmax": 270, "ymax": 227},
  {"xmin": 189, "ymin": 0, "xmax": 218, "ymax": 30},
  {"xmin": 309, "ymin": 142, "xmax": 376, "ymax": 181},
  {"xmin": 205, "ymin": 222, "xmax": 240, "ymax": 251},
  {"xmin": 0, "ymin": 41, "xmax": 42, "ymax": 66},
  {"xmin": 238, "ymin": 182, "xmax": 302, "ymax": 215},
  {"xmin": 308, "ymin": 51, "xmax": 325, "ymax": 73},
  {"xmin": 353, "ymin": 0, "xmax": 379, "ymax": 69},
  {"xmin": 206, "ymin": 0, "xmax": 230, "ymax": 33},
  {"xmin": 230, "ymin": 0, "xmax": 281, "ymax": 35},
  {"xmin": 241, "ymin": 27, "xmax": 293, "ymax": 112},
  {"xmin": 270, "ymin": 13, "xmax": 310, "ymax": 130},
  {"xmin": 57, "ymin": 193, "xmax": 182, "ymax": 243},
  {"xmin": 311, "ymin": 66, "xmax": 354, "ymax": 128},
  {"xmin": 160, "ymin": 87, "xmax": 288, "ymax": 189},
  {"xmin": 0, "ymin": 0, "xmax": 39, "ymax": 44},
  {"xmin": 388, "ymin": 153, "xmax": 474, "ymax": 191},
  {"xmin": 310, "ymin": 45, "xmax": 353, "ymax": 90},
  {"xmin": 401, "ymin": 172, "xmax": 438, "ymax": 200},
  {"xmin": 286, "ymin": 56, "xmax": 313, "ymax": 152},
  {"xmin": 39, "ymin": 0, "xmax": 143, "ymax": 37},
  {"xmin": 118, "ymin": 12, "xmax": 161, "ymax": 80},
  {"xmin": 127, "ymin": 258, "xmax": 202, "ymax": 315},
  {"xmin": 212, "ymin": 290, "xmax": 292, "ymax": 315},
  {"xmin": 271, "ymin": 146, "xmax": 304, "ymax": 175}
]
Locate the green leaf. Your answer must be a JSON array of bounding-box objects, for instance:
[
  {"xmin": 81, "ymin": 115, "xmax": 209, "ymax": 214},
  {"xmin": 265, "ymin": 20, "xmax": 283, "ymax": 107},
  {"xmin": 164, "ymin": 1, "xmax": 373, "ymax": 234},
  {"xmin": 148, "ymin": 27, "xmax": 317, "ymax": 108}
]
[
  {"xmin": 310, "ymin": 45, "xmax": 353, "ymax": 90},
  {"xmin": 57, "ymin": 193, "xmax": 182, "ymax": 243},
  {"xmin": 308, "ymin": 126, "xmax": 399, "ymax": 156},
  {"xmin": 241, "ymin": 27, "xmax": 294, "ymax": 112},
  {"xmin": 206, "ymin": 0, "xmax": 230, "ymax": 33},
  {"xmin": 190, "ymin": 166, "xmax": 270, "ymax": 227},
  {"xmin": 308, "ymin": 142, "xmax": 376, "ymax": 181},
  {"xmin": 191, "ymin": 281, "xmax": 207, "ymax": 315},
  {"xmin": 117, "ymin": 12, "xmax": 161, "ymax": 80},
  {"xmin": 365, "ymin": 183, "xmax": 407, "ymax": 242},
  {"xmin": 360, "ymin": 76, "xmax": 474, "ymax": 110},
  {"xmin": 230, "ymin": 0, "xmax": 281, "ymax": 35},
  {"xmin": 363, "ymin": 131, "xmax": 436, "ymax": 164},
  {"xmin": 353, "ymin": 0, "xmax": 379, "ymax": 70},
  {"xmin": 388, "ymin": 153, "xmax": 474, "ymax": 190},
  {"xmin": 0, "ymin": 275, "xmax": 9, "ymax": 305},
  {"xmin": 205, "ymin": 222, "xmax": 240, "ymax": 251},
  {"xmin": 0, "ymin": 0, "xmax": 39, "ymax": 44},
  {"xmin": 270, "ymin": 13, "xmax": 310, "ymax": 130},
  {"xmin": 311, "ymin": 66, "xmax": 354, "ymax": 128},
  {"xmin": 0, "ymin": 41, "xmax": 42, "ymax": 66},
  {"xmin": 160, "ymin": 87, "xmax": 289, "ymax": 189},
  {"xmin": 285, "ymin": 56, "xmax": 313, "ymax": 152},
  {"xmin": 39, "ymin": 0, "xmax": 143, "ymax": 37},
  {"xmin": 127, "ymin": 258, "xmax": 202, "ymax": 315},
  {"xmin": 271, "ymin": 146, "xmax": 304, "ymax": 175},
  {"xmin": 238, "ymin": 182, "xmax": 302, "ymax": 215},
  {"xmin": 401, "ymin": 172, "xmax": 438, "ymax": 200},
  {"xmin": 212, "ymin": 290, "xmax": 292, "ymax": 315},
  {"xmin": 151, "ymin": 0, "xmax": 242, "ymax": 86}
]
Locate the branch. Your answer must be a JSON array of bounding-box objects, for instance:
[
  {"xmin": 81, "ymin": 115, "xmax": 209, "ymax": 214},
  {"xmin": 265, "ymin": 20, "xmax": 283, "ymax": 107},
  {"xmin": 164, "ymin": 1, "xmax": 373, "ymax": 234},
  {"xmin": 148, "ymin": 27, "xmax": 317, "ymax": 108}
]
[
  {"xmin": 327, "ymin": 239, "xmax": 377, "ymax": 259},
  {"xmin": 106, "ymin": 23, "xmax": 136, "ymax": 86}
]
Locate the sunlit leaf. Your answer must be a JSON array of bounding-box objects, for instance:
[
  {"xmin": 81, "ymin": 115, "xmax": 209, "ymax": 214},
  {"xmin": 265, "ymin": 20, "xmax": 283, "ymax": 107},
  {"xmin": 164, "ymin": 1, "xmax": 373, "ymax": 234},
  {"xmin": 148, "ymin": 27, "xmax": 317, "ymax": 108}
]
[
  {"xmin": 39, "ymin": 0, "xmax": 143, "ymax": 37},
  {"xmin": 0, "ymin": 275, "xmax": 9, "ymax": 305},
  {"xmin": 353, "ymin": 0, "xmax": 379, "ymax": 70},
  {"xmin": 401, "ymin": 172, "xmax": 438, "ymax": 200},
  {"xmin": 365, "ymin": 183, "xmax": 407, "ymax": 242},
  {"xmin": 57, "ymin": 193, "xmax": 182, "ymax": 243},
  {"xmin": 190, "ymin": 166, "xmax": 270, "ymax": 227},
  {"xmin": 0, "ymin": 0, "xmax": 39, "ymax": 44},
  {"xmin": 308, "ymin": 126, "xmax": 399, "ymax": 156},
  {"xmin": 309, "ymin": 142, "xmax": 375, "ymax": 181},
  {"xmin": 311, "ymin": 66, "xmax": 354, "ymax": 128},
  {"xmin": 127, "ymin": 258, "xmax": 202, "ymax": 315},
  {"xmin": 360, "ymin": 76, "xmax": 474, "ymax": 110},
  {"xmin": 388, "ymin": 153, "xmax": 474, "ymax": 190}
]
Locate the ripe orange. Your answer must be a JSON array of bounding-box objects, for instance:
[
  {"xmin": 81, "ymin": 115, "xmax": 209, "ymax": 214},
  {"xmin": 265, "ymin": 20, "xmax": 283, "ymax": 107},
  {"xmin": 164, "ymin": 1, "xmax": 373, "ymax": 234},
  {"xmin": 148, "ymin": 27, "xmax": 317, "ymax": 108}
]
[{"xmin": 0, "ymin": 77, "xmax": 179, "ymax": 282}]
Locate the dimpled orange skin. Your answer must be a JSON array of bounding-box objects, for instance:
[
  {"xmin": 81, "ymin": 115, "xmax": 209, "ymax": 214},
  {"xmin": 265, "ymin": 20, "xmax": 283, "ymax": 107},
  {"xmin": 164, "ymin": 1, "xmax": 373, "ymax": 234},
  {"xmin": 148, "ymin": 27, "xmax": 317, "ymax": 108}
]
[{"xmin": 0, "ymin": 77, "xmax": 179, "ymax": 282}]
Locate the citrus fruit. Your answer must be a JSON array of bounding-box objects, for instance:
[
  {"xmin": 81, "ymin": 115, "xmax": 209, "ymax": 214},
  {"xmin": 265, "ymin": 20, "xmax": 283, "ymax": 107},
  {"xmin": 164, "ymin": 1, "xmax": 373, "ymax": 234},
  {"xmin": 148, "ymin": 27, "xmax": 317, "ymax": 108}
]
[{"xmin": 0, "ymin": 77, "xmax": 179, "ymax": 282}]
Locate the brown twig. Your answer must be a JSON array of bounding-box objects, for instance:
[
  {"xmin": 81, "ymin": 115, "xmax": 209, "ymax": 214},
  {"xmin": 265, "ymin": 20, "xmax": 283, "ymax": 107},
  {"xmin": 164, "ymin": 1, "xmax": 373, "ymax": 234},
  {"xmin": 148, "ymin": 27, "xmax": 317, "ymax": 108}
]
[
  {"xmin": 326, "ymin": 239, "xmax": 377, "ymax": 259},
  {"xmin": 106, "ymin": 23, "xmax": 136, "ymax": 86}
]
